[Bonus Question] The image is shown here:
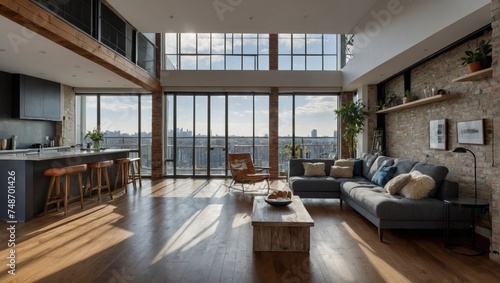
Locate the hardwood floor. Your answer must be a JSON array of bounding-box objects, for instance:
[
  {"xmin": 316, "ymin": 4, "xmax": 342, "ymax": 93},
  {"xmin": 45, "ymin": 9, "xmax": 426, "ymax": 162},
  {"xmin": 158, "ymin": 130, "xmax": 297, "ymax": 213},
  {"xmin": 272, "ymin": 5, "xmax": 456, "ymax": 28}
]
[{"xmin": 1, "ymin": 178, "xmax": 499, "ymax": 283}]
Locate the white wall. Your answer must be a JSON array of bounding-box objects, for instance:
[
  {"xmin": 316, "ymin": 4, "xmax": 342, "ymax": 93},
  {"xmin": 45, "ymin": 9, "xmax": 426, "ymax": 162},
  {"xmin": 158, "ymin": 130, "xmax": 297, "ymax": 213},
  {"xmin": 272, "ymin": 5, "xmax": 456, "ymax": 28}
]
[
  {"xmin": 161, "ymin": 70, "xmax": 343, "ymax": 92},
  {"xmin": 343, "ymin": 0, "xmax": 491, "ymax": 90}
]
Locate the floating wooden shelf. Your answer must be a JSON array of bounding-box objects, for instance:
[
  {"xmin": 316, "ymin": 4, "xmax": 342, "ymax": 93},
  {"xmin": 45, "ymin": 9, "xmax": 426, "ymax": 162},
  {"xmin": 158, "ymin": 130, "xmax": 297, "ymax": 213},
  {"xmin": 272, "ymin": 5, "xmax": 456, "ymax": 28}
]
[
  {"xmin": 452, "ymin": 67, "xmax": 492, "ymax": 82},
  {"xmin": 376, "ymin": 94, "xmax": 460, "ymax": 114}
]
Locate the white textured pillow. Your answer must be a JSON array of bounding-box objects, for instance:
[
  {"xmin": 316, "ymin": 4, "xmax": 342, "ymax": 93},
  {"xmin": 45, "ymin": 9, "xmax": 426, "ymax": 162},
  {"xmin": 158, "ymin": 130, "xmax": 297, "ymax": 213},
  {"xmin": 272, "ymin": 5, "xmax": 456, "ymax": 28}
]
[
  {"xmin": 398, "ymin": 171, "xmax": 436, "ymax": 199},
  {"xmin": 384, "ymin": 173, "xmax": 411, "ymax": 195},
  {"xmin": 303, "ymin": 162, "xmax": 326, "ymax": 177},
  {"xmin": 329, "ymin": 166, "xmax": 353, "ymax": 178},
  {"xmin": 334, "ymin": 159, "xmax": 355, "ymax": 167}
]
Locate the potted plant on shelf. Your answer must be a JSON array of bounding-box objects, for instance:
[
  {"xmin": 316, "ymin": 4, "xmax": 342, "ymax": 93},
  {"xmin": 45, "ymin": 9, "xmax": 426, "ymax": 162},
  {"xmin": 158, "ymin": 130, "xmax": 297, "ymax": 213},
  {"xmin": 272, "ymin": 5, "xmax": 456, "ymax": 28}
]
[
  {"xmin": 403, "ymin": 90, "xmax": 414, "ymax": 104},
  {"xmin": 477, "ymin": 39, "xmax": 492, "ymax": 68},
  {"xmin": 461, "ymin": 49, "xmax": 482, "ymax": 73},
  {"xmin": 461, "ymin": 39, "xmax": 492, "ymax": 73},
  {"xmin": 334, "ymin": 101, "xmax": 367, "ymax": 158},
  {"xmin": 85, "ymin": 125, "xmax": 105, "ymax": 150}
]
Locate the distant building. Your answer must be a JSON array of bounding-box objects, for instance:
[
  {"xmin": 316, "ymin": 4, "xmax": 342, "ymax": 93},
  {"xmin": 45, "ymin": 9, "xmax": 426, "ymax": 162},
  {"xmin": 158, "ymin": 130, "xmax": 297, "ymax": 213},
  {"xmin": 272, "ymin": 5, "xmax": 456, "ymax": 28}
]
[{"xmin": 311, "ymin": 129, "xmax": 317, "ymax": 137}]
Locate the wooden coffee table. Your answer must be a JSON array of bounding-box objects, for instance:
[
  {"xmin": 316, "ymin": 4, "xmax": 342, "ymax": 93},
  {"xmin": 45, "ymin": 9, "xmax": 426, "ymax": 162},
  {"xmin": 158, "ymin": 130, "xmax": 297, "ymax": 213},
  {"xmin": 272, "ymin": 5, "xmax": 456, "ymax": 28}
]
[{"xmin": 251, "ymin": 195, "xmax": 314, "ymax": 252}]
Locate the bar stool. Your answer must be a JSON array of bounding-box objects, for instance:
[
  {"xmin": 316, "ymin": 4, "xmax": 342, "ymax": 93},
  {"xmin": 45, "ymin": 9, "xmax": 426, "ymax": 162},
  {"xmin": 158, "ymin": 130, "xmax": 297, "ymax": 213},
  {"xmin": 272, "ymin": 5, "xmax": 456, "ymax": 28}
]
[
  {"xmin": 87, "ymin": 160, "xmax": 114, "ymax": 202},
  {"xmin": 43, "ymin": 164, "xmax": 87, "ymax": 215},
  {"xmin": 114, "ymin": 158, "xmax": 130, "ymax": 193},
  {"xmin": 128, "ymin": 157, "xmax": 142, "ymax": 190}
]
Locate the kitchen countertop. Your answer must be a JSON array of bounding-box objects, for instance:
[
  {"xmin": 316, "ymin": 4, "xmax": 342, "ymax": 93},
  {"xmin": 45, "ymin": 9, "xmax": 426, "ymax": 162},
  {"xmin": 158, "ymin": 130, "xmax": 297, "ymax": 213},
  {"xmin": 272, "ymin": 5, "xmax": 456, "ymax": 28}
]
[
  {"xmin": 0, "ymin": 146, "xmax": 71, "ymax": 154},
  {"xmin": 0, "ymin": 148, "xmax": 129, "ymax": 161}
]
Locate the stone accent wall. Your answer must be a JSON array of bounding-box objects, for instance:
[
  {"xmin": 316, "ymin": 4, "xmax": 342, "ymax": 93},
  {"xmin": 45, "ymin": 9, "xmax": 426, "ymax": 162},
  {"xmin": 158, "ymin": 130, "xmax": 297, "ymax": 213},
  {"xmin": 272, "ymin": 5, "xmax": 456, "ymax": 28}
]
[
  {"xmin": 491, "ymin": 0, "xmax": 500, "ymax": 264},
  {"xmin": 55, "ymin": 84, "xmax": 75, "ymax": 146},
  {"xmin": 383, "ymin": 28, "xmax": 500, "ymax": 262},
  {"xmin": 385, "ymin": 74, "xmax": 404, "ymax": 104}
]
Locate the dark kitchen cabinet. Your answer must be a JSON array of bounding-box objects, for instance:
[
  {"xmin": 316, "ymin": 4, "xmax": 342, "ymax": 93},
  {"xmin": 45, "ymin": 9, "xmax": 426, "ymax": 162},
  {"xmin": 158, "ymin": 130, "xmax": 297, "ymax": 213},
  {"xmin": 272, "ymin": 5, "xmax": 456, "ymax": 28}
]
[{"xmin": 12, "ymin": 74, "xmax": 61, "ymax": 121}]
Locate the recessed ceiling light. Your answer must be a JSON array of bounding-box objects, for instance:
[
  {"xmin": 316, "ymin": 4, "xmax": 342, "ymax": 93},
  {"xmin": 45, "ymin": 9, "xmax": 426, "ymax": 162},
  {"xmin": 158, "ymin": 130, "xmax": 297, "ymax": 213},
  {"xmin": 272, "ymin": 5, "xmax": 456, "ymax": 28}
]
[
  {"xmin": 169, "ymin": 15, "xmax": 174, "ymax": 19},
  {"xmin": 249, "ymin": 16, "xmax": 254, "ymax": 20},
  {"xmin": 107, "ymin": 80, "xmax": 112, "ymax": 82},
  {"xmin": 0, "ymin": 48, "xmax": 6, "ymax": 52},
  {"xmin": 38, "ymin": 72, "xmax": 45, "ymax": 75},
  {"xmin": 87, "ymin": 71, "xmax": 94, "ymax": 74},
  {"xmin": 38, "ymin": 50, "xmax": 47, "ymax": 54},
  {"xmin": 75, "ymin": 65, "xmax": 80, "ymax": 68},
  {"xmin": 72, "ymin": 75, "xmax": 77, "ymax": 77}
]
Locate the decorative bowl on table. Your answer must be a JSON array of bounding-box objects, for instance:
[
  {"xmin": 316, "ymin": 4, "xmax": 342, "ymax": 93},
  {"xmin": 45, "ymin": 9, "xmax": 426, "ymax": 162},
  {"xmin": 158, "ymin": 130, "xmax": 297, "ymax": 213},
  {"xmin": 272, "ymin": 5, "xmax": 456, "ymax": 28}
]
[{"xmin": 265, "ymin": 190, "xmax": 292, "ymax": 207}]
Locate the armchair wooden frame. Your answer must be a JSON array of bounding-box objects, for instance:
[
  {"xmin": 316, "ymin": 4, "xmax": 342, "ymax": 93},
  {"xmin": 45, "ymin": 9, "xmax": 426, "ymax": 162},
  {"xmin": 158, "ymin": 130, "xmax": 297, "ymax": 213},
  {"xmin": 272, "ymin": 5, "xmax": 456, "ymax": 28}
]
[{"xmin": 227, "ymin": 153, "xmax": 270, "ymax": 193}]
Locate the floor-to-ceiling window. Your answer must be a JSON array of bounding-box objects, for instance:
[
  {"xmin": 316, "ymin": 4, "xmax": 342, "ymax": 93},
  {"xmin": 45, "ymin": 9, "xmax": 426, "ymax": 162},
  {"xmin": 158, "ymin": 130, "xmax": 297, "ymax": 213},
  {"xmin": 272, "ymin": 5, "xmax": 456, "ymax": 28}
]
[
  {"xmin": 164, "ymin": 92, "xmax": 269, "ymax": 177},
  {"xmin": 76, "ymin": 94, "xmax": 152, "ymax": 175},
  {"xmin": 279, "ymin": 94, "xmax": 339, "ymax": 174}
]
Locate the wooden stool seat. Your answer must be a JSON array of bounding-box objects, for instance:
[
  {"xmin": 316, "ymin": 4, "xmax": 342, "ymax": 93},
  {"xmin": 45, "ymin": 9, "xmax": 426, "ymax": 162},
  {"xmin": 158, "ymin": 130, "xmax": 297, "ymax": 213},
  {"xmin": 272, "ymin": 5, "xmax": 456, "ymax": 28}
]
[
  {"xmin": 88, "ymin": 160, "xmax": 114, "ymax": 202},
  {"xmin": 128, "ymin": 157, "xmax": 142, "ymax": 190},
  {"xmin": 114, "ymin": 158, "xmax": 130, "ymax": 193},
  {"xmin": 43, "ymin": 164, "xmax": 87, "ymax": 216}
]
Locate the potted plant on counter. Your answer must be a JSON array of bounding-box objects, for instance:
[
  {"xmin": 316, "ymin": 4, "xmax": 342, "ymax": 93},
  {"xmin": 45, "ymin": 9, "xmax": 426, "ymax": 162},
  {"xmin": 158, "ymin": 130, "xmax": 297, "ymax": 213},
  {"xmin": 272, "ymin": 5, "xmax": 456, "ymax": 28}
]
[{"xmin": 85, "ymin": 125, "xmax": 105, "ymax": 150}]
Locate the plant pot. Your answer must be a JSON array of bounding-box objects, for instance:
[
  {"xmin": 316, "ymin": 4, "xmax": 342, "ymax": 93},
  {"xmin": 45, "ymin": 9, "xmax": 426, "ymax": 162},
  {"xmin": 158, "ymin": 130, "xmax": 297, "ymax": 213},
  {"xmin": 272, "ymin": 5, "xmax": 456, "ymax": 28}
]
[
  {"xmin": 482, "ymin": 56, "xmax": 492, "ymax": 68},
  {"xmin": 467, "ymin": 61, "xmax": 483, "ymax": 73}
]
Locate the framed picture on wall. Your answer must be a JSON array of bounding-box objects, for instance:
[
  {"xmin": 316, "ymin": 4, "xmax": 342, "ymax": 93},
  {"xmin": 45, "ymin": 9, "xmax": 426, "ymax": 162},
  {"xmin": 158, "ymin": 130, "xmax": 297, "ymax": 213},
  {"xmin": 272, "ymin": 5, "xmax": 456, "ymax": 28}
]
[
  {"xmin": 457, "ymin": 119, "xmax": 484, "ymax": 145},
  {"xmin": 429, "ymin": 119, "xmax": 446, "ymax": 150}
]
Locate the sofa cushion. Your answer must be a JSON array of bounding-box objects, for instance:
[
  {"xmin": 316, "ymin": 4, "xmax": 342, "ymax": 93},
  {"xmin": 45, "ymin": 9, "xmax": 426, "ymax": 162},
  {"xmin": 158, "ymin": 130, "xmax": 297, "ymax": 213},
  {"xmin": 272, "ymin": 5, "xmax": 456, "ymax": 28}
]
[
  {"xmin": 289, "ymin": 176, "xmax": 340, "ymax": 192},
  {"xmin": 361, "ymin": 153, "xmax": 377, "ymax": 178},
  {"xmin": 371, "ymin": 165, "xmax": 397, "ymax": 186},
  {"xmin": 341, "ymin": 184, "xmax": 446, "ymax": 221},
  {"xmin": 353, "ymin": 159, "xmax": 363, "ymax": 176},
  {"xmin": 393, "ymin": 159, "xmax": 418, "ymax": 177},
  {"xmin": 303, "ymin": 162, "xmax": 326, "ymax": 177},
  {"xmin": 399, "ymin": 171, "xmax": 436, "ymax": 199},
  {"xmin": 335, "ymin": 159, "xmax": 355, "ymax": 167},
  {"xmin": 329, "ymin": 166, "xmax": 353, "ymax": 178},
  {"xmin": 384, "ymin": 173, "xmax": 411, "ymax": 195},
  {"xmin": 367, "ymin": 156, "xmax": 395, "ymax": 180},
  {"xmin": 410, "ymin": 162, "xmax": 449, "ymax": 197}
]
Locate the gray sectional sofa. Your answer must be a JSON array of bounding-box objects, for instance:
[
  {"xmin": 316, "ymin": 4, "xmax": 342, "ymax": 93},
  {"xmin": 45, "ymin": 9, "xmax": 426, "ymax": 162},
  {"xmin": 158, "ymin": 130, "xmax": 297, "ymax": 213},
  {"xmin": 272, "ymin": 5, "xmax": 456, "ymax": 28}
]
[{"xmin": 288, "ymin": 154, "xmax": 469, "ymax": 241}]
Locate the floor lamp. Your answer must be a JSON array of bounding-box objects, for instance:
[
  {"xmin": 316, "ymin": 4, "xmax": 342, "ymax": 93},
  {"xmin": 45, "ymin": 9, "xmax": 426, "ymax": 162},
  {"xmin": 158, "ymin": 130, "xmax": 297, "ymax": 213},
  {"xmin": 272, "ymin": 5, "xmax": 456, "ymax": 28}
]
[{"xmin": 451, "ymin": 147, "xmax": 476, "ymax": 199}]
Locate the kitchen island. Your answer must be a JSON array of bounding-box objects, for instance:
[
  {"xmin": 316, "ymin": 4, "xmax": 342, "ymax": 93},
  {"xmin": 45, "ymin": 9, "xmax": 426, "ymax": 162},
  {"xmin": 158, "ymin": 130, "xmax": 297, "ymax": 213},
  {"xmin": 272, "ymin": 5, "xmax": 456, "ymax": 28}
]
[{"xmin": 0, "ymin": 149, "xmax": 129, "ymax": 222}]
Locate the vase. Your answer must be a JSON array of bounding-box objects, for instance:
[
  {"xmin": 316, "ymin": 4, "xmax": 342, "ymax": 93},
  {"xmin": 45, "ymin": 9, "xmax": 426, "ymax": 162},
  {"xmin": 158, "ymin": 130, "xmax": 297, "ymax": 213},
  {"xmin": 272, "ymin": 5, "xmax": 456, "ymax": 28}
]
[{"xmin": 93, "ymin": 140, "xmax": 101, "ymax": 150}]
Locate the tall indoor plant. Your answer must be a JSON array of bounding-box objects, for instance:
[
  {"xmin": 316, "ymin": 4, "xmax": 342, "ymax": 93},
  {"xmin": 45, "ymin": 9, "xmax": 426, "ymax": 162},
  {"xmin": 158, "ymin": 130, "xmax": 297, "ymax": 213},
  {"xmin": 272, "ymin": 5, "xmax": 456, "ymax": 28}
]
[{"xmin": 334, "ymin": 101, "xmax": 367, "ymax": 158}]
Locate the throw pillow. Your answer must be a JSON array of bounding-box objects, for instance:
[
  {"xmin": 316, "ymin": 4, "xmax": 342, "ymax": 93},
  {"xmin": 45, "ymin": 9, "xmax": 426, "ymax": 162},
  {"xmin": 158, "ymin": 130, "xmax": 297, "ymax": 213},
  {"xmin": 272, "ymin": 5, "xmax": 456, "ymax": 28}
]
[
  {"xmin": 230, "ymin": 159, "xmax": 247, "ymax": 170},
  {"xmin": 384, "ymin": 173, "xmax": 411, "ymax": 195},
  {"xmin": 353, "ymin": 159, "xmax": 363, "ymax": 176},
  {"xmin": 303, "ymin": 162, "xmax": 326, "ymax": 177},
  {"xmin": 334, "ymin": 159, "xmax": 355, "ymax": 168},
  {"xmin": 398, "ymin": 171, "xmax": 436, "ymax": 200},
  {"xmin": 329, "ymin": 166, "xmax": 353, "ymax": 178},
  {"xmin": 371, "ymin": 164, "xmax": 397, "ymax": 186}
]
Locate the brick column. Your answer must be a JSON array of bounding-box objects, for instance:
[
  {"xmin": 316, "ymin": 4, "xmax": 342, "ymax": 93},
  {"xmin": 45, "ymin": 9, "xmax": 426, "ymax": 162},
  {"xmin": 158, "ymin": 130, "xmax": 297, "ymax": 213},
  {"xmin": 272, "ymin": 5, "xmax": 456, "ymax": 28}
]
[
  {"xmin": 151, "ymin": 33, "xmax": 163, "ymax": 178},
  {"xmin": 268, "ymin": 34, "xmax": 279, "ymax": 178}
]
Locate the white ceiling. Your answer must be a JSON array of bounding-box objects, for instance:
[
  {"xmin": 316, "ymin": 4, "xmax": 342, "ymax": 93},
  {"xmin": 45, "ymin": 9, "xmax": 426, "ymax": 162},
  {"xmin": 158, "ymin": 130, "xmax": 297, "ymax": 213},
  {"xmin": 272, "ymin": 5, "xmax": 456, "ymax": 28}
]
[
  {"xmin": 0, "ymin": 17, "xmax": 139, "ymax": 89},
  {"xmin": 107, "ymin": 0, "xmax": 380, "ymax": 34},
  {"xmin": 0, "ymin": 0, "xmax": 492, "ymax": 91}
]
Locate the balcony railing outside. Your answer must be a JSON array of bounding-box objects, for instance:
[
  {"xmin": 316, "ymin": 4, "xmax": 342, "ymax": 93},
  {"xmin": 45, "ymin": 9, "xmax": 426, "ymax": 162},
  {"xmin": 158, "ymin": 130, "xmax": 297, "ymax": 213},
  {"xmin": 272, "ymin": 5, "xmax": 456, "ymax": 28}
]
[
  {"xmin": 100, "ymin": 137, "xmax": 152, "ymax": 175},
  {"xmin": 167, "ymin": 137, "xmax": 337, "ymax": 176}
]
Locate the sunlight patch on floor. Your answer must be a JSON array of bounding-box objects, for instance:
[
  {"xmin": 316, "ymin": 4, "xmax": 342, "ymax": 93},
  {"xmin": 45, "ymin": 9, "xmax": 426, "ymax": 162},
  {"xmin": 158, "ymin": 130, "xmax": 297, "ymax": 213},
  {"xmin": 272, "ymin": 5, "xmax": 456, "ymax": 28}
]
[
  {"xmin": 341, "ymin": 222, "xmax": 411, "ymax": 283},
  {"xmin": 151, "ymin": 204, "xmax": 223, "ymax": 265}
]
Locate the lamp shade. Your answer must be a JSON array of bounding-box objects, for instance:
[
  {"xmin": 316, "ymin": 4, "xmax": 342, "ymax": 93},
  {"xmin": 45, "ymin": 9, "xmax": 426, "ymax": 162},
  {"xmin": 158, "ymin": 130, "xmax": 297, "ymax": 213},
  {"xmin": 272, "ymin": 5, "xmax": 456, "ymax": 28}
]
[{"xmin": 451, "ymin": 147, "xmax": 467, "ymax": 153}]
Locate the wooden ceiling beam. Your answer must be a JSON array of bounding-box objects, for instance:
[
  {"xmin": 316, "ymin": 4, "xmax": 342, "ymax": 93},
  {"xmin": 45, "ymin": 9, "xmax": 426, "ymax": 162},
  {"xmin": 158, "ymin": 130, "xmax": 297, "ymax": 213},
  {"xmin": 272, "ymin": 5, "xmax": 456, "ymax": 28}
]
[{"xmin": 0, "ymin": 0, "xmax": 162, "ymax": 92}]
